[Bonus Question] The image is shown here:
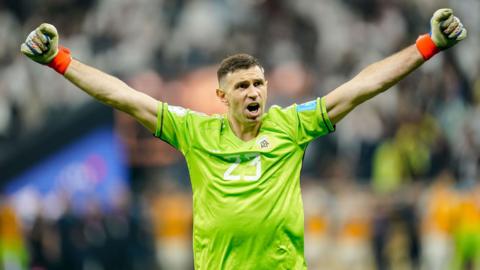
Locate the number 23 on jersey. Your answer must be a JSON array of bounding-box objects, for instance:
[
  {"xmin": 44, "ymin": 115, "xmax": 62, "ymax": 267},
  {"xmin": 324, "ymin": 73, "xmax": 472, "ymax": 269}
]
[{"xmin": 223, "ymin": 153, "xmax": 262, "ymax": 181}]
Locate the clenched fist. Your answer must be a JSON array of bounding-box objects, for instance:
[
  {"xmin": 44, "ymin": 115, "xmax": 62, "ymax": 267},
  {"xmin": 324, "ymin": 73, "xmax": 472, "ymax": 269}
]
[
  {"xmin": 20, "ymin": 23, "xmax": 59, "ymax": 64},
  {"xmin": 430, "ymin": 8, "xmax": 467, "ymax": 50}
]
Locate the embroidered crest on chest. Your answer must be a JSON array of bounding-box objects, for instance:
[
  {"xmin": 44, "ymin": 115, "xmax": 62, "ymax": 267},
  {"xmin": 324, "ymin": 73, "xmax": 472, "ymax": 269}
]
[{"xmin": 256, "ymin": 136, "xmax": 271, "ymax": 150}]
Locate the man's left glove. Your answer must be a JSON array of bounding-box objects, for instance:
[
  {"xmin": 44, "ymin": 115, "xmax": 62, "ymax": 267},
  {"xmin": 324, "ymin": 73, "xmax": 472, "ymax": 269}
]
[
  {"xmin": 430, "ymin": 8, "xmax": 467, "ymax": 50},
  {"xmin": 416, "ymin": 8, "xmax": 467, "ymax": 60}
]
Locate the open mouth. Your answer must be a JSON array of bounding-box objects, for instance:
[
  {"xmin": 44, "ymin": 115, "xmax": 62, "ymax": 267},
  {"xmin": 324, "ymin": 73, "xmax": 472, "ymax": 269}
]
[
  {"xmin": 246, "ymin": 103, "xmax": 260, "ymax": 113},
  {"xmin": 245, "ymin": 102, "xmax": 262, "ymax": 119}
]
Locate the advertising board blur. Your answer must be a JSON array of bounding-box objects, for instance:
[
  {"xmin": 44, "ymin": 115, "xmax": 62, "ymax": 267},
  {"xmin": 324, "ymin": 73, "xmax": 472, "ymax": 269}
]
[{"xmin": 3, "ymin": 126, "xmax": 128, "ymax": 221}]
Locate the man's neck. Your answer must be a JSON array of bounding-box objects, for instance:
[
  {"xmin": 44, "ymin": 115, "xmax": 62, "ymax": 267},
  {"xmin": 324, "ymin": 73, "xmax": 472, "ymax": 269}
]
[{"xmin": 227, "ymin": 114, "xmax": 262, "ymax": 142}]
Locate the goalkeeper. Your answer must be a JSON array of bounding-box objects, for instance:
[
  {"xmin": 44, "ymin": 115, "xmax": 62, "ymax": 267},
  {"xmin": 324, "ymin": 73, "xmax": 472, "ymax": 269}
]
[{"xmin": 21, "ymin": 8, "xmax": 466, "ymax": 270}]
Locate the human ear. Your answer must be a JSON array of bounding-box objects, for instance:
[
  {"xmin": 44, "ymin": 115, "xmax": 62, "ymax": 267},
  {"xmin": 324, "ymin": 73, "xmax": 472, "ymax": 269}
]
[{"xmin": 216, "ymin": 88, "xmax": 228, "ymax": 106}]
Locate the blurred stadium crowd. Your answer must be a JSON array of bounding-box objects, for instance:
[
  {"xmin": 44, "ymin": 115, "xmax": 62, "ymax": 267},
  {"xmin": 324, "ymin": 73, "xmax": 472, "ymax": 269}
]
[{"xmin": 0, "ymin": 0, "xmax": 479, "ymax": 269}]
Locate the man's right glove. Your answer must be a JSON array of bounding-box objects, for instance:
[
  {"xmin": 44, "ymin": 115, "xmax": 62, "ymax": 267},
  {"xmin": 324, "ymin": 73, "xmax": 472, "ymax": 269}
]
[
  {"xmin": 416, "ymin": 8, "xmax": 467, "ymax": 60},
  {"xmin": 20, "ymin": 23, "xmax": 72, "ymax": 75}
]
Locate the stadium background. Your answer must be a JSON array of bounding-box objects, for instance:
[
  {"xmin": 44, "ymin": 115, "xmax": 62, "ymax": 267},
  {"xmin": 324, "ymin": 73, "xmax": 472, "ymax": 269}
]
[{"xmin": 0, "ymin": 0, "xmax": 479, "ymax": 269}]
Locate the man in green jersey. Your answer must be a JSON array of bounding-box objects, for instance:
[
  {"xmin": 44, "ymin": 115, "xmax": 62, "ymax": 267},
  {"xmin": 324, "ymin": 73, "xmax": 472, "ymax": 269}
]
[{"xmin": 21, "ymin": 8, "xmax": 466, "ymax": 269}]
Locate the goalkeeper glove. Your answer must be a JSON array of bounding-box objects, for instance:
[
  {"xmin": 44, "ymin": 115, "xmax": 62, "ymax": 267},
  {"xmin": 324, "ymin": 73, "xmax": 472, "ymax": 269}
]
[
  {"xmin": 416, "ymin": 8, "xmax": 467, "ymax": 60},
  {"xmin": 20, "ymin": 23, "xmax": 72, "ymax": 74}
]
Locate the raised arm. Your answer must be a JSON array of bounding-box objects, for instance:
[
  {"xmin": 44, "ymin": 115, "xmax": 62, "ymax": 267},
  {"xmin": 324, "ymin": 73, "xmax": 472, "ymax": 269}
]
[
  {"xmin": 325, "ymin": 8, "xmax": 467, "ymax": 125},
  {"xmin": 20, "ymin": 23, "xmax": 158, "ymax": 133},
  {"xmin": 325, "ymin": 45, "xmax": 423, "ymax": 124},
  {"xmin": 64, "ymin": 59, "xmax": 158, "ymax": 132}
]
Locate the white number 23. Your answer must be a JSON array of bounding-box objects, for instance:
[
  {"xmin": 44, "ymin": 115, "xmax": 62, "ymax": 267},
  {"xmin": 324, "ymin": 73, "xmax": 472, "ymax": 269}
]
[{"xmin": 224, "ymin": 154, "xmax": 262, "ymax": 181}]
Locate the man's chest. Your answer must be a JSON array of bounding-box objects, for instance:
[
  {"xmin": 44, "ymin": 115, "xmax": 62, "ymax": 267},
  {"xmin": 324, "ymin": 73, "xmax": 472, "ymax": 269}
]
[{"xmin": 187, "ymin": 131, "xmax": 300, "ymax": 183}]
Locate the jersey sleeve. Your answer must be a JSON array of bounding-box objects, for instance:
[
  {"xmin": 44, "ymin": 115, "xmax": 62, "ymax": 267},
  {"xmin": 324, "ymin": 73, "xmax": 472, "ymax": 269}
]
[
  {"xmin": 154, "ymin": 102, "xmax": 192, "ymax": 154},
  {"xmin": 274, "ymin": 96, "xmax": 334, "ymax": 147}
]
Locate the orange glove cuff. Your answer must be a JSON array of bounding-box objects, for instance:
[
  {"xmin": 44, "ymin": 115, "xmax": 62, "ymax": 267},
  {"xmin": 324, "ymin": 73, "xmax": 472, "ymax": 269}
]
[
  {"xmin": 416, "ymin": 34, "xmax": 440, "ymax": 61},
  {"xmin": 47, "ymin": 46, "xmax": 72, "ymax": 75}
]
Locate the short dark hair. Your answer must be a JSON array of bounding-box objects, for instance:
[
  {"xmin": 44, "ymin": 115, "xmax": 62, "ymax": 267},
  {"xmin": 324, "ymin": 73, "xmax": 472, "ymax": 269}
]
[{"xmin": 217, "ymin": 53, "xmax": 263, "ymax": 82}]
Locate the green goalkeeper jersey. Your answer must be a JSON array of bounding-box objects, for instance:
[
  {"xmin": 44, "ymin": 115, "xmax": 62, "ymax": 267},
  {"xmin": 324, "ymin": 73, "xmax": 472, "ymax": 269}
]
[{"xmin": 155, "ymin": 97, "xmax": 334, "ymax": 269}]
